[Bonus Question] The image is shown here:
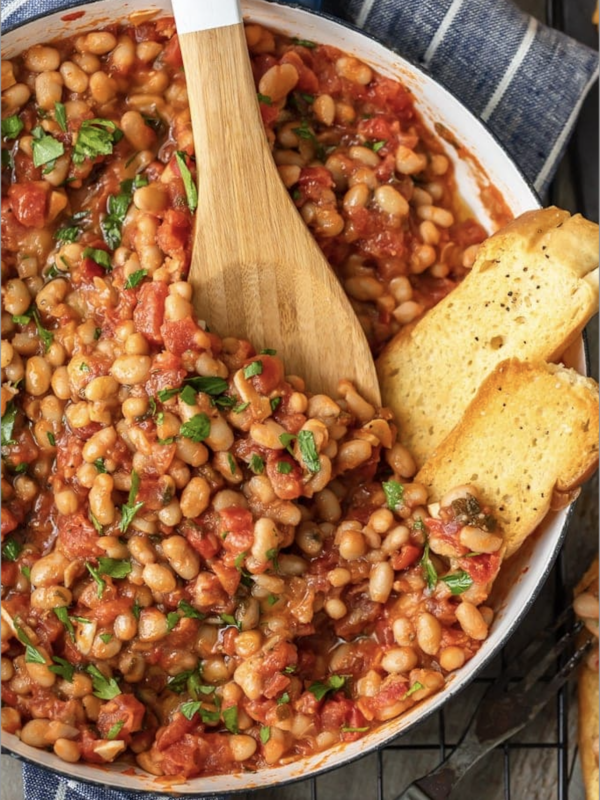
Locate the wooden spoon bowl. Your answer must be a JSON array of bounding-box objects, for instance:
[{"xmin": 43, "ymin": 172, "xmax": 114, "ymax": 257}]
[{"xmin": 171, "ymin": 0, "xmax": 381, "ymax": 405}]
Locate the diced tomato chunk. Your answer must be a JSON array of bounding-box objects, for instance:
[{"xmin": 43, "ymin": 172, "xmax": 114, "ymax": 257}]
[
  {"xmin": 257, "ymin": 641, "xmax": 297, "ymax": 676},
  {"xmin": 159, "ymin": 733, "xmax": 208, "ymax": 777},
  {"xmin": 161, "ymin": 317, "xmax": 204, "ymax": 355},
  {"xmin": 157, "ymin": 208, "xmax": 192, "ymax": 257},
  {"xmin": 244, "ymin": 354, "xmax": 284, "ymax": 395},
  {"xmin": 263, "ymin": 672, "xmax": 291, "ymax": 699},
  {"xmin": 8, "ymin": 182, "xmax": 48, "ymax": 228},
  {"xmin": 457, "ymin": 551, "xmax": 502, "ymax": 585},
  {"xmin": 97, "ymin": 694, "xmax": 146, "ymax": 740},
  {"xmin": 56, "ymin": 511, "xmax": 103, "ymax": 560},
  {"xmin": 266, "ymin": 451, "xmax": 303, "ymax": 500},
  {"xmin": 390, "ymin": 544, "xmax": 422, "ymax": 571},
  {"xmin": 133, "ymin": 282, "xmax": 169, "ymax": 345},
  {"xmin": 162, "ymin": 33, "xmax": 183, "ymax": 68},
  {"xmin": 219, "ymin": 507, "xmax": 254, "ymax": 554},
  {"xmin": 211, "ymin": 559, "xmax": 241, "ymax": 596}
]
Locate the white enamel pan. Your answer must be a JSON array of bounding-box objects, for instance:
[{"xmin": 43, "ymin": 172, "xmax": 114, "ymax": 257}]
[{"xmin": 1, "ymin": 0, "xmax": 585, "ymax": 795}]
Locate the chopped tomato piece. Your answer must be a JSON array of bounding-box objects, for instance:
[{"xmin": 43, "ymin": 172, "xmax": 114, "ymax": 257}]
[
  {"xmin": 97, "ymin": 694, "xmax": 146, "ymax": 740},
  {"xmin": 133, "ymin": 282, "xmax": 169, "ymax": 345},
  {"xmin": 8, "ymin": 182, "xmax": 49, "ymax": 228}
]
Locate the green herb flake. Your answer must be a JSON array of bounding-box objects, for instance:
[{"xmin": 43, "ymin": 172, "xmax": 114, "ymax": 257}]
[
  {"xmin": 54, "ymin": 102, "xmax": 67, "ymax": 132},
  {"xmin": 94, "ymin": 458, "xmax": 107, "ymax": 473},
  {"xmin": 120, "ymin": 470, "xmax": 144, "ymax": 532},
  {"xmin": 131, "ymin": 600, "xmax": 141, "ymax": 620},
  {"xmin": 220, "ymin": 613, "xmax": 241, "ymax": 631},
  {"xmin": 180, "ymin": 413, "xmax": 211, "ymax": 443},
  {"xmin": 367, "ymin": 139, "xmax": 386, "ymax": 152},
  {"xmin": 53, "ymin": 607, "xmax": 75, "ymax": 641},
  {"xmin": 439, "ymin": 570, "xmax": 473, "ymax": 595},
  {"xmin": 49, "ymin": 656, "xmax": 75, "ymax": 682},
  {"xmin": 234, "ymin": 551, "xmax": 247, "ymax": 571},
  {"xmin": 14, "ymin": 622, "xmax": 46, "ymax": 665},
  {"xmin": 257, "ymin": 93, "xmax": 272, "ymax": 105},
  {"xmin": 1, "ymin": 537, "xmax": 22, "ymax": 562},
  {"xmin": 124, "ymin": 269, "xmax": 148, "ymax": 290},
  {"xmin": 276, "ymin": 692, "xmax": 290, "ymax": 706},
  {"xmin": 93, "ymin": 327, "xmax": 102, "ymax": 340},
  {"xmin": 267, "ymin": 594, "xmax": 278, "ymax": 606},
  {"xmin": 89, "ymin": 511, "xmax": 103, "ymax": 535},
  {"xmin": 85, "ymin": 562, "xmax": 106, "ymax": 598},
  {"xmin": 184, "ymin": 376, "xmax": 229, "ymax": 395},
  {"xmin": 157, "ymin": 387, "xmax": 180, "ymax": 403},
  {"xmin": 279, "ymin": 432, "xmax": 296, "ymax": 456},
  {"xmin": 179, "ymin": 385, "xmax": 197, "ymax": 406},
  {"xmin": 270, "ymin": 397, "xmax": 281, "ymax": 412},
  {"xmin": 31, "ymin": 128, "xmax": 64, "ymax": 168},
  {"xmin": 86, "ymin": 664, "xmax": 121, "ymax": 700},
  {"xmin": 260, "ymin": 725, "xmax": 271, "ymax": 744},
  {"xmin": 404, "ymin": 680, "xmax": 425, "ymax": 698},
  {"xmin": 227, "ymin": 452, "xmax": 237, "ymax": 475},
  {"xmin": 382, "ymin": 480, "xmax": 404, "ymax": 511},
  {"xmin": 1, "ymin": 115, "xmax": 23, "ymax": 140},
  {"xmin": 233, "ymin": 401, "xmax": 250, "ymax": 414},
  {"xmin": 166, "ymin": 612, "xmax": 180, "ymax": 632},
  {"xmin": 82, "ymin": 246, "xmax": 112, "ymax": 271},
  {"xmin": 298, "ymin": 430, "xmax": 320, "ymax": 473},
  {"xmin": 106, "ymin": 720, "xmax": 125, "ymax": 740},
  {"xmin": 1, "ymin": 401, "xmax": 18, "ymax": 447},
  {"xmin": 180, "ymin": 700, "xmax": 201, "ymax": 720},
  {"xmin": 21, "ymin": 566, "xmax": 31, "ymax": 580},
  {"xmin": 291, "ymin": 37, "xmax": 317, "ymax": 48},
  {"xmin": 178, "ymin": 599, "xmax": 205, "ymax": 620},
  {"xmin": 174, "ymin": 151, "xmax": 198, "ymax": 212},
  {"xmin": 276, "ymin": 461, "xmax": 292, "ymax": 475},
  {"xmin": 54, "ymin": 225, "xmax": 80, "ymax": 243},
  {"xmin": 47, "ymin": 431, "xmax": 56, "ymax": 447},
  {"xmin": 420, "ymin": 542, "xmax": 438, "ymax": 591},
  {"xmin": 72, "ymin": 118, "xmax": 122, "ymax": 165},
  {"xmin": 97, "ymin": 556, "xmax": 132, "ymax": 580},
  {"xmin": 99, "ymin": 632, "xmax": 113, "ymax": 644},
  {"xmin": 243, "ymin": 360, "xmax": 263, "ymax": 379},
  {"xmin": 308, "ymin": 675, "xmax": 347, "ymax": 701},
  {"xmin": 222, "ymin": 705, "xmax": 239, "ymax": 734},
  {"xmin": 250, "ymin": 454, "xmax": 265, "ymax": 474}
]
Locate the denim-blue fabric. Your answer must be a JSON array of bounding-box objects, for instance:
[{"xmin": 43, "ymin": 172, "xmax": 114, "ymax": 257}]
[{"xmin": 1, "ymin": 0, "xmax": 597, "ymax": 797}]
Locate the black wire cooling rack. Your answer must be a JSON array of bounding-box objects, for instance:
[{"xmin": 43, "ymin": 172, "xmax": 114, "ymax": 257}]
[{"xmin": 246, "ymin": 1, "xmax": 598, "ymax": 798}]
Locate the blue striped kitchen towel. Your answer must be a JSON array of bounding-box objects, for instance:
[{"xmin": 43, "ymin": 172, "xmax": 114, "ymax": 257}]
[{"xmin": 1, "ymin": 0, "xmax": 597, "ymax": 798}]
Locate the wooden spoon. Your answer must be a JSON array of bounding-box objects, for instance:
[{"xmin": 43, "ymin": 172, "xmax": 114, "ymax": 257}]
[{"xmin": 171, "ymin": 0, "xmax": 381, "ymax": 406}]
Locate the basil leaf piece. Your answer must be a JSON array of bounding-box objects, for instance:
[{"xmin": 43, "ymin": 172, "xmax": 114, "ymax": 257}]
[
  {"xmin": 179, "ymin": 385, "xmax": 197, "ymax": 406},
  {"xmin": 55, "ymin": 226, "xmax": 80, "ymax": 243},
  {"xmin": 72, "ymin": 118, "xmax": 122, "ymax": 165},
  {"xmin": 439, "ymin": 570, "xmax": 473, "ymax": 595},
  {"xmin": 180, "ymin": 413, "xmax": 211, "ymax": 443},
  {"xmin": 124, "ymin": 269, "xmax": 148, "ymax": 290},
  {"xmin": 298, "ymin": 430, "xmax": 320, "ymax": 473},
  {"xmin": 1, "ymin": 401, "xmax": 18, "ymax": 446},
  {"xmin": 31, "ymin": 129, "xmax": 64, "ymax": 168},
  {"xmin": 180, "ymin": 700, "xmax": 201, "ymax": 720},
  {"xmin": 184, "ymin": 376, "xmax": 228, "ymax": 395},
  {"xmin": 97, "ymin": 557, "xmax": 132, "ymax": 580},
  {"xmin": 86, "ymin": 664, "xmax": 121, "ymax": 699},
  {"xmin": 174, "ymin": 151, "xmax": 198, "ymax": 212},
  {"xmin": 47, "ymin": 432, "xmax": 56, "ymax": 446},
  {"xmin": 2, "ymin": 537, "xmax": 22, "ymax": 562},
  {"xmin": 1, "ymin": 115, "xmax": 23, "ymax": 140},
  {"xmin": 243, "ymin": 360, "xmax": 263, "ymax": 379},
  {"xmin": 382, "ymin": 480, "xmax": 404, "ymax": 511},
  {"xmin": 14, "ymin": 622, "xmax": 46, "ymax": 665},
  {"xmin": 48, "ymin": 656, "xmax": 75, "ymax": 682}
]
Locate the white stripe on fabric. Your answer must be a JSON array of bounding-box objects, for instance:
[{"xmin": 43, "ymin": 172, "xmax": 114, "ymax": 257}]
[
  {"xmin": 481, "ymin": 17, "xmax": 538, "ymax": 122},
  {"xmin": 534, "ymin": 65, "xmax": 600, "ymax": 193},
  {"xmin": 422, "ymin": 0, "xmax": 466, "ymax": 67},
  {"xmin": 356, "ymin": 0, "xmax": 376, "ymax": 29},
  {"xmin": 0, "ymin": 0, "xmax": 29, "ymax": 24},
  {"xmin": 53, "ymin": 781, "xmax": 67, "ymax": 800}
]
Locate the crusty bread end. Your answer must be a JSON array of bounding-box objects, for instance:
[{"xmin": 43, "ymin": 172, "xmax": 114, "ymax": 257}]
[
  {"xmin": 415, "ymin": 359, "xmax": 599, "ymax": 559},
  {"xmin": 378, "ymin": 207, "xmax": 599, "ymax": 469}
]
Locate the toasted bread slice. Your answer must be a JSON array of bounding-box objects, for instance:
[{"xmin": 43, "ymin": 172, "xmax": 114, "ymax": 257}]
[
  {"xmin": 576, "ymin": 557, "xmax": 599, "ymax": 800},
  {"xmin": 415, "ymin": 359, "xmax": 599, "ymax": 558},
  {"xmin": 377, "ymin": 207, "xmax": 599, "ymax": 469}
]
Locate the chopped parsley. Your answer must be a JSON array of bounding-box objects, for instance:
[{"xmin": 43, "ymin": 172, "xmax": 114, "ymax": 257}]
[
  {"xmin": 31, "ymin": 126, "xmax": 64, "ymax": 168},
  {"xmin": 11, "ymin": 306, "xmax": 53, "ymax": 352},
  {"xmin": 53, "ymin": 607, "xmax": 75, "ymax": 641},
  {"xmin": 124, "ymin": 269, "xmax": 148, "ymax": 290},
  {"xmin": 94, "ymin": 458, "xmax": 107, "ymax": 473},
  {"xmin": 54, "ymin": 102, "xmax": 67, "ymax": 132},
  {"xmin": 420, "ymin": 542, "xmax": 438, "ymax": 591},
  {"xmin": 279, "ymin": 432, "xmax": 296, "ymax": 455},
  {"xmin": 260, "ymin": 725, "xmax": 271, "ymax": 744},
  {"xmin": 1, "ymin": 537, "xmax": 22, "ymax": 562},
  {"xmin": 180, "ymin": 413, "xmax": 211, "ymax": 443},
  {"xmin": 270, "ymin": 397, "xmax": 281, "ymax": 412},
  {"xmin": 276, "ymin": 692, "xmax": 290, "ymax": 705},
  {"xmin": 250, "ymin": 454, "xmax": 265, "ymax": 474},
  {"xmin": 72, "ymin": 118, "xmax": 123, "ymax": 165},
  {"xmin": 85, "ymin": 562, "xmax": 107, "ymax": 598},
  {"xmin": 298, "ymin": 430, "xmax": 320, "ymax": 473},
  {"xmin": 366, "ymin": 139, "xmax": 386, "ymax": 152},
  {"xmin": 1, "ymin": 115, "xmax": 23, "ymax": 140},
  {"xmin": 99, "ymin": 632, "xmax": 113, "ymax": 644},
  {"xmin": 89, "ymin": 510, "xmax": 103, "ymax": 535},
  {"xmin": 439, "ymin": 570, "xmax": 473, "ymax": 595},
  {"xmin": 257, "ymin": 93, "xmax": 272, "ymax": 105},
  {"xmin": 178, "ymin": 599, "xmax": 205, "ymax": 620},
  {"xmin": 382, "ymin": 480, "xmax": 404, "ymax": 511},
  {"xmin": 179, "ymin": 385, "xmax": 197, "ymax": 406},
  {"xmin": 101, "ymin": 174, "xmax": 147, "ymax": 250},
  {"xmin": 227, "ymin": 453, "xmax": 237, "ymax": 475},
  {"xmin": 166, "ymin": 612, "xmax": 180, "ymax": 632},
  {"xmin": 291, "ymin": 37, "xmax": 317, "ymax": 48},
  {"xmin": 47, "ymin": 432, "xmax": 56, "ymax": 447},
  {"xmin": 119, "ymin": 470, "xmax": 144, "ymax": 532},
  {"xmin": 404, "ymin": 680, "xmax": 425, "ymax": 698},
  {"xmin": 1, "ymin": 401, "xmax": 18, "ymax": 446},
  {"xmin": 233, "ymin": 401, "xmax": 250, "ymax": 414},
  {"xmin": 82, "ymin": 246, "xmax": 112, "ymax": 271},
  {"xmin": 174, "ymin": 151, "xmax": 198, "ymax": 212},
  {"xmin": 277, "ymin": 461, "xmax": 292, "ymax": 474},
  {"xmin": 48, "ymin": 656, "xmax": 74, "ymax": 682},
  {"xmin": 308, "ymin": 675, "xmax": 347, "ymax": 701},
  {"xmin": 106, "ymin": 721, "xmax": 125, "ymax": 740},
  {"xmin": 222, "ymin": 706, "xmax": 239, "ymax": 734},
  {"xmin": 86, "ymin": 664, "xmax": 121, "ymax": 699},
  {"xmin": 220, "ymin": 613, "xmax": 241, "ymax": 630},
  {"xmin": 14, "ymin": 622, "xmax": 46, "ymax": 665}
]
